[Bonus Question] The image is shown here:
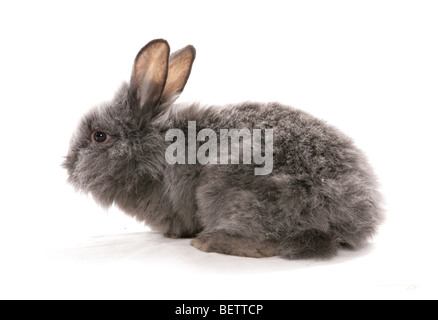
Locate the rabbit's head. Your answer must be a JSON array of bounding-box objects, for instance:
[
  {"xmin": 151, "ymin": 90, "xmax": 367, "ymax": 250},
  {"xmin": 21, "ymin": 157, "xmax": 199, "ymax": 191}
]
[{"xmin": 63, "ymin": 39, "xmax": 196, "ymax": 206}]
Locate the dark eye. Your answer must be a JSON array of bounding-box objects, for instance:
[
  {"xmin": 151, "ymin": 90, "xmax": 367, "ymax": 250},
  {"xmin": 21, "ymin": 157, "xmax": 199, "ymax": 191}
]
[{"xmin": 91, "ymin": 131, "xmax": 111, "ymax": 144}]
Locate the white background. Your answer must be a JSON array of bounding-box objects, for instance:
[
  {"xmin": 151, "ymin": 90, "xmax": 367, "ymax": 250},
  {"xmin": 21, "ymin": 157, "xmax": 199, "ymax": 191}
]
[{"xmin": 1, "ymin": 0, "xmax": 437, "ymax": 299}]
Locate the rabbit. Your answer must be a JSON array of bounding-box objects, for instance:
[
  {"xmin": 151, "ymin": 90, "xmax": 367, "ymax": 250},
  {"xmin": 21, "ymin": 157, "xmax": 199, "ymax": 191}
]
[{"xmin": 63, "ymin": 39, "xmax": 383, "ymax": 259}]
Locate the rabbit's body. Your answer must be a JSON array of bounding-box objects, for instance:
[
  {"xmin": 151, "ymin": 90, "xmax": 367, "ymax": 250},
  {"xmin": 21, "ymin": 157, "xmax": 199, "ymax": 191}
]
[{"xmin": 64, "ymin": 39, "xmax": 382, "ymax": 259}]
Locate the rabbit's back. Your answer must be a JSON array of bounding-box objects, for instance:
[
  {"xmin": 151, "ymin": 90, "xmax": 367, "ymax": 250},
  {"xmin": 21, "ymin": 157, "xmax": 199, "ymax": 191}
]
[{"xmin": 159, "ymin": 102, "xmax": 382, "ymax": 257}]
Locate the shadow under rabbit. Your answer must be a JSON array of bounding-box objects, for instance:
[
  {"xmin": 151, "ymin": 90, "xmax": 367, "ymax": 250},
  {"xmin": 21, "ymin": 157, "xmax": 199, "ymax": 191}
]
[{"xmin": 57, "ymin": 231, "xmax": 376, "ymax": 274}]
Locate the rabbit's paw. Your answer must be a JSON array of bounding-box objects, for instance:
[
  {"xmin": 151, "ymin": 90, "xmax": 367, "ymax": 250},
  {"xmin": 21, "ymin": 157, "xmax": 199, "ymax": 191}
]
[
  {"xmin": 191, "ymin": 232, "xmax": 277, "ymax": 258},
  {"xmin": 164, "ymin": 233, "xmax": 179, "ymax": 239}
]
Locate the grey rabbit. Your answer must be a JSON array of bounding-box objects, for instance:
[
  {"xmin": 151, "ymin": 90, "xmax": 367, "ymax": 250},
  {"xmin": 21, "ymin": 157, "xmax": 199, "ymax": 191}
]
[{"xmin": 64, "ymin": 39, "xmax": 383, "ymax": 259}]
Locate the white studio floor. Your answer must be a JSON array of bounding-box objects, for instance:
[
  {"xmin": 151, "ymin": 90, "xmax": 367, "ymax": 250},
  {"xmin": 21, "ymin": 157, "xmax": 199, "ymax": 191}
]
[
  {"xmin": 1, "ymin": 0, "xmax": 437, "ymax": 300},
  {"xmin": 0, "ymin": 172, "xmax": 436, "ymax": 299}
]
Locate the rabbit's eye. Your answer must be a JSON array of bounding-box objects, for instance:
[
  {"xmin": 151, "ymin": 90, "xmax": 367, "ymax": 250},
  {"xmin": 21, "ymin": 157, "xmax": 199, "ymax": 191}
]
[{"xmin": 92, "ymin": 131, "xmax": 111, "ymax": 144}]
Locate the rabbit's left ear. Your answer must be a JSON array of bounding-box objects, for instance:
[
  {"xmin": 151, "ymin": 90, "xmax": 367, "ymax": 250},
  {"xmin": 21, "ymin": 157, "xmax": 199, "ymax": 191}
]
[{"xmin": 129, "ymin": 39, "xmax": 170, "ymax": 121}]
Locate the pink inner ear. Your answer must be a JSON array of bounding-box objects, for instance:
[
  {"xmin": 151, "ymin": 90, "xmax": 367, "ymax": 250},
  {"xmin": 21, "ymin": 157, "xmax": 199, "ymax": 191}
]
[
  {"xmin": 132, "ymin": 40, "xmax": 169, "ymax": 110},
  {"xmin": 161, "ymin": 45, "xmax": 196, "ymax": 103}
]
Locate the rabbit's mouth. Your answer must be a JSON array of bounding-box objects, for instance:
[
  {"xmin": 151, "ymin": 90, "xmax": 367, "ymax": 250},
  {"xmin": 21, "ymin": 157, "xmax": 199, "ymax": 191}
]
[
  {"xmin": 63, "ymin": 148, "xmax": 115, "ymax": 207},
  {"xmin": 64, "ymin": 143, "xmax": 152, "ymax": 209}
]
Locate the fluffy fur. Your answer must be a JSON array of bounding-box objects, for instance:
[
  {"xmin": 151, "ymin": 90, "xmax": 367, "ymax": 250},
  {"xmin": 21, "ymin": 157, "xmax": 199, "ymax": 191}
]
[{"xmin": 64, "ymin": 39, "xmax": 383, "ymax": 259}]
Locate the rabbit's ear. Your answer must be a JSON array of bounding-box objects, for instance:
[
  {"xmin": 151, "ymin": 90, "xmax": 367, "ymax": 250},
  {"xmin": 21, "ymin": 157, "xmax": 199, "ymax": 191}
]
[
  {"xmin": 129, "ymin": 39, "xmax": 170, "ymax": 120},
  {"xmin": 160, "ymin": 45, "xmax": 196, "ymax": 105}
]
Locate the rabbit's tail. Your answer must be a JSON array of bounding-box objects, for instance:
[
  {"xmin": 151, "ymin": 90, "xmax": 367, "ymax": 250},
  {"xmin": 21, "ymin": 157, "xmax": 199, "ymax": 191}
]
[{"xmin": 277, "ymin": 229, "xmax": 341, "ymax": 259}]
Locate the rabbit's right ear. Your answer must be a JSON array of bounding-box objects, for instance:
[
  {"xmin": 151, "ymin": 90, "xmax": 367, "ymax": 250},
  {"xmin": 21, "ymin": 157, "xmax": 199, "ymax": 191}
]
[{"xmin": 129, "ymin": 39, "xmax": 170, "ymax": 122}]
